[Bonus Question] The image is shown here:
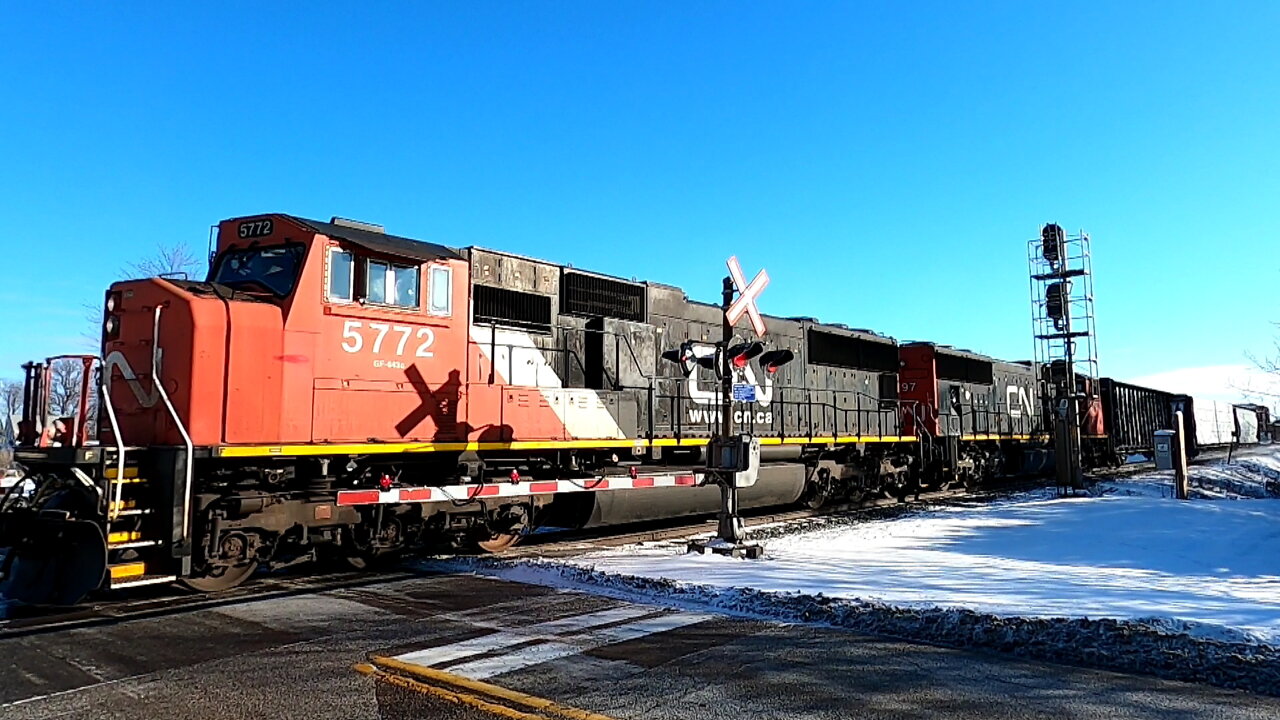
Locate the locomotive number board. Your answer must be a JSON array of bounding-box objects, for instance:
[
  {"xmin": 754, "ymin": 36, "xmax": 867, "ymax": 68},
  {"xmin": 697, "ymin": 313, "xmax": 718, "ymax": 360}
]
[{"xmin": 238, "ymin": 219, "xmax": 274, "ymax": 239}]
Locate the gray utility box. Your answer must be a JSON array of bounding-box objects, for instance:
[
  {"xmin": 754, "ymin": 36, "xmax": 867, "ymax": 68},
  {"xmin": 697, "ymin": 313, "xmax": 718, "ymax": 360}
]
[
  {"xmin": 706, "ymin": 435, "xmax": 761, "ymax": 488},
  {"xmin": 1154, "ymin": 429, "xmax": 1176, "ymax": 470}
]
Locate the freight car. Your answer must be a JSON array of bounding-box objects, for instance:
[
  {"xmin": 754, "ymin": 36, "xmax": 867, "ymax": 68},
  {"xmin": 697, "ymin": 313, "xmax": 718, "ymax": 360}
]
[
  {"xmin": 1082, "ymin": 378, "xmax": 1198, "ymax": 466},
  {"xmin": 0, "ymin": 213, "xmax": 1050, "ymax": 605},
  {"xmin": 1080, "ymin": 380, "xmax": 1274, "ymax": 465}
]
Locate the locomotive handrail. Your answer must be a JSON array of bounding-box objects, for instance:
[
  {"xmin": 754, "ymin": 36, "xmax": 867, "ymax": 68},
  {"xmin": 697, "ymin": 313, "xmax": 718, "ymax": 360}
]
[
  {"xmin": 152, "ymin": 305, "xmax": 195, "ymax": 541},
  {"xmin": 99, "ymin": 380, "xmax": 127, "ymax": 522},
  {"xmin": 651, "ymin": 384, "xmax": 911, "ymax": 441}
]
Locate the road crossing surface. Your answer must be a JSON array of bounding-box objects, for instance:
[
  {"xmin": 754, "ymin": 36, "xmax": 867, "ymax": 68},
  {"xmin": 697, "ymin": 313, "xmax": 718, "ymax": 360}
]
[{"xmin": 3, "ymin": 570, "xmax": 1279, "ymax": 719}]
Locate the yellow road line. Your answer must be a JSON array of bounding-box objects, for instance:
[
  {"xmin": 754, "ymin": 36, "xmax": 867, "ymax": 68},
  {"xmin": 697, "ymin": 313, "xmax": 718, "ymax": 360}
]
[
  {"xmin": 356, "ymin": 663, "xmax": 547, "ymax": 720},
  {"xmin": 367, "ymin": 656, "xmax": 620, "ymax": 720}
]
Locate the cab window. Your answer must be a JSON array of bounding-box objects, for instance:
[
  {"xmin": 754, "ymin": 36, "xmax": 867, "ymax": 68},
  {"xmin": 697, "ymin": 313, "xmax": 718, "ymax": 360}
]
[
  {"xmin": 428, "ymin": 265, "xmax": 452, "ymax": 316},
  {"xmin": 211, "ymin": 244, "xmax": 305, "ymax": 297},
  {"xmin": 367, "ymin": 260, "xmax": 420, "ymax": 308},
  {"xmin": 328, "ymin": 249, "xmax": 354, "ymax": 301}
]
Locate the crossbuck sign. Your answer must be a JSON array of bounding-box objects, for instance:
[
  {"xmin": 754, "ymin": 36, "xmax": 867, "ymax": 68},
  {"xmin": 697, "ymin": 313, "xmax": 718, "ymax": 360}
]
[{"xmin": 726, "ymin": 256, "xmax": 769, "ymax": 337}]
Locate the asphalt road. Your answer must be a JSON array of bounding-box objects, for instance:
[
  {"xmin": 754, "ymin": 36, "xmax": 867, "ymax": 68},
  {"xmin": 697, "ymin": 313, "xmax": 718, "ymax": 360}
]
[{"xmin": 3, "ymin": 571, "xmax": 1279, "ymax": 720}]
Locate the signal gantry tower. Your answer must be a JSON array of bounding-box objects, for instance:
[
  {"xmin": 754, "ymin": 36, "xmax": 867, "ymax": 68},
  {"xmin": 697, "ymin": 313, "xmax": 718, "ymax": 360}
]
[{"xmin": 1028, "ymin": 224, "xmax": 1099, "ymax": 490}]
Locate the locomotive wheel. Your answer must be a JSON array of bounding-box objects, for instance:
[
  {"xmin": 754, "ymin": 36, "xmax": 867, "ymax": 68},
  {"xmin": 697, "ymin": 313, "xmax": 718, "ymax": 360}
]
[
  {"xmin": 474, "ymin": 504, "xmax": 531, "ymax": 553},
  {"xmin": 802, "ymin": 468, "xmax": 834, "ymax": 510},
  {"xmin": 182, "ymin": 560, "xmax": 258, "ymax": 593},
  {"xmin": 345, "ymin": 516, "xmax": 403, "ymax": 570},
  {"xmin": 475, "ymin": 532, "xmax": 522, "ymax": 553},
  {"xmin": 182, "ymin": 532, "xmax": 257, "ymax": 592},
  {"xmin": 345, "ymin": 549, "xmax": 397, "ymax": 570}
]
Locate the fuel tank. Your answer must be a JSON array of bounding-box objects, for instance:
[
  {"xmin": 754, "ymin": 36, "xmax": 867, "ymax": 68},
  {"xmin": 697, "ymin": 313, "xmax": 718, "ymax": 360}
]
[{"xmin": 557, "ymin": 463, "xmax": 806, "ymax": 529}]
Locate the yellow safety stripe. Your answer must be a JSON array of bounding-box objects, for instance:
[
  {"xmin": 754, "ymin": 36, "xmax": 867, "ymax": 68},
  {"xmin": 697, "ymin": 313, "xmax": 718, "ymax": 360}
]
[
  {"xmin": 107, "ymin": 530, "xmax": 143, "ymax": 544},
  {"xmin": 109, "ymin": 562, "xmax": 146, "ymax": 580},
  {"xmin": 215, "ymin": 435, "xmax": 923, "ymax": 458},
  {"xmin": 104, "ymin": 467, "xmax": 140, "ymax": 479},
  {"xmin": 365, "ymin": 656, "xmax": 621, "ymax": 720},
  {"xmin": 109, "ymin": 500, "xmax": 137, "ymax": 512}
]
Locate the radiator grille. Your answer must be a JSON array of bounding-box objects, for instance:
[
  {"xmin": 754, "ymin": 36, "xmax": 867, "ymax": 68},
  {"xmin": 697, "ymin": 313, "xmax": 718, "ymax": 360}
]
[
  {"xmin": 560, "ymin": 272, "xmax": 645, "ymax": 322},
  {"xmin": 807, "ymin": 329, "xmax": 898, "ymax": 372},
  {"xmin": 473, "ymin": 285, "xmax": 552, "ymax": 333},
  {"xmin": 936, "ymin": 353, "xmax": 994, "ymax": 384}
]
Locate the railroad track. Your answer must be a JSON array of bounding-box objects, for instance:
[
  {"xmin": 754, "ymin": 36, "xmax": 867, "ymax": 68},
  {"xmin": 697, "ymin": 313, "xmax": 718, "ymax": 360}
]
[
  {"xmin": 0, "ymin": 482, "xmax": 1023, "ymax": 638},
  {"xmin": 0, "ymin": 461, "xmax": 1185, "ymax": 639}
]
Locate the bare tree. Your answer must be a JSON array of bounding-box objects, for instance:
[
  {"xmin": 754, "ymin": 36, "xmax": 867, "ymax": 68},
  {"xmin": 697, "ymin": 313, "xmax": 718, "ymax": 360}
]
[
  {"xmin": 2, "ymin": 379, "xmax": 21, "ymax": 420},
  {"xmin": 125, "ymin": 243, "xmax": 204, "ymax": 279},
  {"xmin": 48, "ymin": 359, "xmax": 85, "ymax": 418},
  {"xmin": 82, "ymin": 242, "xmax": 207, "ymax": 347}
]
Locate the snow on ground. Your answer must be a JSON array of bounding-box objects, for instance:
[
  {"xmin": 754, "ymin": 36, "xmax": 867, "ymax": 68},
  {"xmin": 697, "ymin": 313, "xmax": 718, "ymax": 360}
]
[{"xmin": 554, "ymin": 447, "xmax": 1280, "ymax": 646}]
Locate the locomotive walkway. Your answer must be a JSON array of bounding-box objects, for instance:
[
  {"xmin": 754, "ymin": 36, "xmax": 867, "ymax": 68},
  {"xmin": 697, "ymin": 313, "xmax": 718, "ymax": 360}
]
[{"xmin": 3, "ymin": 571, "xmax": 1279, "ymax": 719}]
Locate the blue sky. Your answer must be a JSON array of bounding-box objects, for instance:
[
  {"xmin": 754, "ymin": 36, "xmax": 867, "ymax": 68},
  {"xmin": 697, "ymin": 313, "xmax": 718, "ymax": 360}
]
[{"xmin": 2, "ymin": 2, "xmax": 1277, "ymax": 382}]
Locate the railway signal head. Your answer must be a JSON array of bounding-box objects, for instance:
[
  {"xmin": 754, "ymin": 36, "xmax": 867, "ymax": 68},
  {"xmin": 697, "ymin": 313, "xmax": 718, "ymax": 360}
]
[
  {"xmin": 1041, "ymin": 223, "xmax": 1066, "ymax": 267},
  {"xmin": 727, "ymin": 342, "xmax": 765, "ymax": 369},
  {"xmin": 1045, "ymin": 280, "xmax": 1070, "ymax": 330},
  {"xmin": 759, "ymin": 348, "xmax": 795, "ymax": 374}
]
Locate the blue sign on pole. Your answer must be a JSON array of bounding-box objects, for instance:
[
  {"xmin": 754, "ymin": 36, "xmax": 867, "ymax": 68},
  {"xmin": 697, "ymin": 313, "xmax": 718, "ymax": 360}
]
[{"xmin": 732, "ymin": 383, "xmax": 757, "ymax": 402}]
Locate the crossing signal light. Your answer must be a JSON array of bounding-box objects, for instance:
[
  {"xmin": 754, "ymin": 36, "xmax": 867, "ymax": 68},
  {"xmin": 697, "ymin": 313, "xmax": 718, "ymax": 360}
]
[
  {"xmin": 661, "ymin": 341, "xmax": 697, "ymax": 376},
  {"xmin": 759, "ymin": 348, "xmax": 795, "ymax": 374},
  {"xmin": 662, "ymin": 341, "xmax": 718, "ymax": 376},
  {"xmin": 726, "ymin": 342, "xmax": 764, "ymax": 369}
]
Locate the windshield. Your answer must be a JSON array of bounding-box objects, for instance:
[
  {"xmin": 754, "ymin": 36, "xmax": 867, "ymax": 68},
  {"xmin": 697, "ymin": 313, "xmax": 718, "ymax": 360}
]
[{"xmin": 210, "ymin": 244, "xmax": 305, "ymax": 297}]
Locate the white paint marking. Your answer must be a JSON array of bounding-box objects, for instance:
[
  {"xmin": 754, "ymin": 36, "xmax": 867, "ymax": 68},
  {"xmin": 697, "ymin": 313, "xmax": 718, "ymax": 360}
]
[
  {"xmin": 444, "ymin": 611, "xmax": 714, "ymax": 679},
  {"xmin": 394, "ymin": 605, "xmax": 655, "ymax": 666}
]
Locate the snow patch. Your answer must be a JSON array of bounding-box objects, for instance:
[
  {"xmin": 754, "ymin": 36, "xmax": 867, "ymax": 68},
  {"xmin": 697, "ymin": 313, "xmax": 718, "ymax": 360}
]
[{"xmin": 439, "ymin": 448, "xmax": 1280, "ymax": 694}]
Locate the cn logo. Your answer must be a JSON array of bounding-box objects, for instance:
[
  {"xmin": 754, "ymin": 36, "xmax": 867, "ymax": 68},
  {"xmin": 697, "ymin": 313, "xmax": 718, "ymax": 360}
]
[
  {"xmin": 683, "ymin": 343, "xmax": 773, "ymax": 408},
  {"xmin": 1007, "ymin": 385, "xmax": 1035, "ymax": 418},
  {"xmin": 103, "ymin": 350, "xmax": 160, "ymax": 408}
]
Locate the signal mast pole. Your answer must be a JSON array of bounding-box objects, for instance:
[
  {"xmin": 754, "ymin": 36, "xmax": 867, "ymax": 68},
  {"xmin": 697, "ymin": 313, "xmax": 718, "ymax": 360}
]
[
  {"xmin": 1028, "ymin": 224, "xmax": 1098, "ymax": 492},
  {"xmin": 680, "ymin": 257, "xmax": 781, "ymax": 558},
  {"xmin": 718, "ymin": 275, "xmax": 743, "ymax": 543}
]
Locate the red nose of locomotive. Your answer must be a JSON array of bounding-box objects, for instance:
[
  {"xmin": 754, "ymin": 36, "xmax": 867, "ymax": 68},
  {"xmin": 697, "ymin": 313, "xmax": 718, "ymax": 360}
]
[{"xmin": 101, "ymin": 277, "xmax": 229, "ymax": 448}]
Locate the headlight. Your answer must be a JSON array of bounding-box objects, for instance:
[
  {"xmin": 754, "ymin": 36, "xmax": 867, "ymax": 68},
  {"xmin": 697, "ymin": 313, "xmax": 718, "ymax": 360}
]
[{"xmin": 104, "ymin": 315, "xmax": 120, "ymax": 340}]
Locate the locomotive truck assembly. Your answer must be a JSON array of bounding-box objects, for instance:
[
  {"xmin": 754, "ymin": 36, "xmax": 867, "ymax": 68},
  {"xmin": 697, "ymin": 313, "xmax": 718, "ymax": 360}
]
[{"xmin": 0, "ymin": 213, "xmax": 1267, "ymax": 605}]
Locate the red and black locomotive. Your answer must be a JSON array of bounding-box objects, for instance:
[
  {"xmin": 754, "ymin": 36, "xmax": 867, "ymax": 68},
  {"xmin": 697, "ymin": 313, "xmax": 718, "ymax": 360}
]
[{"xmin": 3, "ymin": 213, "xmax": 1048, "ymax": 604}]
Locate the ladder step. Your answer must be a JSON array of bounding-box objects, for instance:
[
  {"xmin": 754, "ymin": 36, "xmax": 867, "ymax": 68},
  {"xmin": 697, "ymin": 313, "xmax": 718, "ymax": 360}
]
[
  {"xmin": 104, "ymin": 467, "xmax": 141, "ymax": 480},
  {"xmin": 108, "ymin": 540, "xmax": 164, "ymax": 550},
  {"xmin": 110, "ymin": 574, "xmax": 178, "ymax": 589},
  {"xmin": 108, "ymin": 561, "xmax": 147, "ymax": 580},
  {"xmin": 110, "ymin": 508, "xmax": 152, "ymax": 517}
]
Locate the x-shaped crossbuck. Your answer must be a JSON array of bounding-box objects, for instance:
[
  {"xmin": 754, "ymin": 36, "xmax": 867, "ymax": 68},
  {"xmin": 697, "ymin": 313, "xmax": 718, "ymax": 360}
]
[{"xmin": 726, "ymin": 255, "xmax": 769, "ymax": 337}]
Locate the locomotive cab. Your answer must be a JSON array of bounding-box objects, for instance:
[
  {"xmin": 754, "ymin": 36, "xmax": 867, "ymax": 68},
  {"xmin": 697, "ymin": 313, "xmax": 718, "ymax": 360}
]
[
  {"xmin": 2, "ymin": 214, "xmax": 471, "ymax": 604},
  {"xmin": 101, "ymin": 214, "xmax": 469, "ymax": 450}
]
